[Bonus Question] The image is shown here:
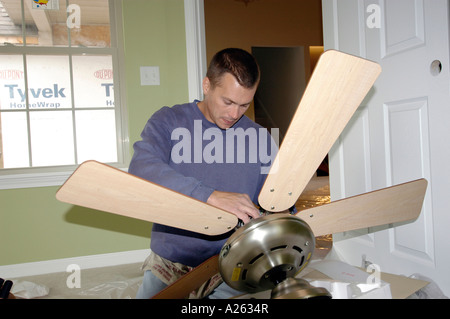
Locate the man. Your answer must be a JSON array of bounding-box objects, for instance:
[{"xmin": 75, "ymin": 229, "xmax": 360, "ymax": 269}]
[{"xmin": 129, "ymin": 48, "xmax": 277, "ymax": 299}]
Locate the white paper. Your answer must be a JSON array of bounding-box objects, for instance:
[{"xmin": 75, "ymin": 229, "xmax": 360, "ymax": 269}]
[{"xmin": 10, "ymin": 280, "xmax": 49, "ymax": 299}]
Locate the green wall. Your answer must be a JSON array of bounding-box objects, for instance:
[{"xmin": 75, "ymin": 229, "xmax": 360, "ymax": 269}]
[{"xmin": 0, "ymin": 0, "xmax": 189, "ymax": 266}]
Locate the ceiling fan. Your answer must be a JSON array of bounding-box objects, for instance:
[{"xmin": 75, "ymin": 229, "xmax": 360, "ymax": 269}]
[{"xmin": 56, "ymin": 50, "xmax": 427, "ymax": 299}]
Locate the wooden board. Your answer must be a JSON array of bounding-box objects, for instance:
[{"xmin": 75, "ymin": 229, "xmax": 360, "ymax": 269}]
[
  {"xmin": 259, "ymin": 50, "xmax": 382, "ymax": 212},
  {"xmin": 151, "ymin": 255, "xmax": 220, "ymax": 299},
  {"xmin": 56, "ymin": 161, "xmax": 238, "ymax": 236},
  {"xmin": 295, "ymin": 179, "xmax": 428, "ymax": 237}
]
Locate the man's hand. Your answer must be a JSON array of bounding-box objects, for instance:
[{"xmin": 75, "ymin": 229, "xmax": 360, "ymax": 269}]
[{"xmin": 207, "ymin": 190, "xmax": 261, "ymax": 224}]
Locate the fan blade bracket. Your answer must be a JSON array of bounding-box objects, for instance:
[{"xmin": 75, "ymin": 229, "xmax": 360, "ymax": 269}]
[{"xmin": 261, "ymin": 185, "xmax": 298, "ymax": 212}]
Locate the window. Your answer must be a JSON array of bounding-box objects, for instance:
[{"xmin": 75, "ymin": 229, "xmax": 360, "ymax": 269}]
[{"xmin": 0, "ymin": 0, "xmax": 128, "ymax": 189}]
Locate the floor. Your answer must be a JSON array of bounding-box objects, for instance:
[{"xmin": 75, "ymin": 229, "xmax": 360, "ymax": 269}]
[
  {"xmin": 10, "ymin": 262, "xmax": 143, "ymax": 299},
  {"xmin": 8, "ymin": 176, "xmax": 332, "ymax": 299}
]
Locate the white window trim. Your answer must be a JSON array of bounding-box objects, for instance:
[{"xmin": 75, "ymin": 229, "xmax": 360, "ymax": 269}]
[
  {"xmin": 0, "ymin": 0, "xmax": 129, "ymax": 190},
  {"xmin": 0, "ymin": 169, "xmax": 88, "ymax": 189}
]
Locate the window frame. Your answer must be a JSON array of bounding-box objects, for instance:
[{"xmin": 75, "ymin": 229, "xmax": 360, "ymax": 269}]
[{"xmin": 0, "ymin": 0, "xmax": 129, "ymax": 190}]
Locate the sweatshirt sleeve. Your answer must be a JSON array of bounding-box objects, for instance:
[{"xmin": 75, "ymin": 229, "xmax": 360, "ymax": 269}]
[{"xmin": 128, "ymin": 107, "xmax": 215, "ymax": 202}]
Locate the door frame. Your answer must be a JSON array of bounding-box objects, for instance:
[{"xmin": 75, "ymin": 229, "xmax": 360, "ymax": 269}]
[{"xmin": 184, "ymin": 0, "xmax": 207, "ymax": 102}]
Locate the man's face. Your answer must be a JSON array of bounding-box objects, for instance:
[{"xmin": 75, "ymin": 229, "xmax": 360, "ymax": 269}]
[{"xmin": 199, "ymin": 73, "xmax": 257, "ymax": 129}]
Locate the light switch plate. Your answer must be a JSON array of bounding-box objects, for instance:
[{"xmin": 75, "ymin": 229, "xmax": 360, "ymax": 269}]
[{"xmin": 140, "ymin": 66, "xmax": 160, "ymax": 86}]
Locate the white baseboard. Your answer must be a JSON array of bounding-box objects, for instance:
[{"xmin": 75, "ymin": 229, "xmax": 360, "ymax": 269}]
[{"xmin": 0, "ymin": 249, "xmax": 150, "ymax": 279}]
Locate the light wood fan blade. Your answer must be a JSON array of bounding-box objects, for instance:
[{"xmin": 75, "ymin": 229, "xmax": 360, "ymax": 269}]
[
  {"xmin": 295, "ymin": 179, "xmax": 428, "ymax": 237},
  {"xmin": 151, "ymin": 255, "xmax": 220, "ymax": 299},
  {"xmin": 56, "ymin": 160, "xmax": 238, "ymax": 236},
  {"xmin": 259, "ymin": 50, "xmax": 382, "ymax": 212}
]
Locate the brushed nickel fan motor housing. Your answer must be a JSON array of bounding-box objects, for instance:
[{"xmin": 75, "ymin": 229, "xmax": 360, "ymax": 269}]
[{"xmin": 219, "ymin": 214, "xmax": 315, "ymax": 294}]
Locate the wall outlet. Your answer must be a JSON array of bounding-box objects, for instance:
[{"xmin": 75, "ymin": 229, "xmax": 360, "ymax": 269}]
[{"xmin": 140, "ymin": 66, "xmax": 160, "ymax": 86}]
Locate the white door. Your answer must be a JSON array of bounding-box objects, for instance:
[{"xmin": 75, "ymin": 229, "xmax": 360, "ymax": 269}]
[{"xmin": 322, "ymin": 0, "xmax": 450, "ymax": 296}]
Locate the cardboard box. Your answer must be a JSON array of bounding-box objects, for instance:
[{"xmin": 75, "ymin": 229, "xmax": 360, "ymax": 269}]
[{"xmin": 234, "ymin": 259, "xmax": 429, "ymax": 299}]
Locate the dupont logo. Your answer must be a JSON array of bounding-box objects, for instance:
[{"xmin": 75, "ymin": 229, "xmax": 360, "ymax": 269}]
[
  {"xmin": 0, "ymin": 69, "xmax": 24, "ymax": 80},
  {"xmin": 94, "ymin": 69, "xmax": 113, "ymax": 80}
]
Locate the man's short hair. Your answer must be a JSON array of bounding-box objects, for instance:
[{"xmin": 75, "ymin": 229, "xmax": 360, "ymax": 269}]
[{"xmin": 206, "ymin": 48, "xmax": 260, "ymax": 89}]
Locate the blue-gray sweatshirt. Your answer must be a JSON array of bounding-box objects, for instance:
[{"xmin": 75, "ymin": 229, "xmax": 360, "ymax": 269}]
[{"xmin": 129, "ymin": 101, "xmax": 276, "ymax": 267}]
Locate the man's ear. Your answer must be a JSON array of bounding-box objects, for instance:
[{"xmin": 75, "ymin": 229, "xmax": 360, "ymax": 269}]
[{"xmin": 202, "ymin": 77, "xmax": 211, "ymax": 95}]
